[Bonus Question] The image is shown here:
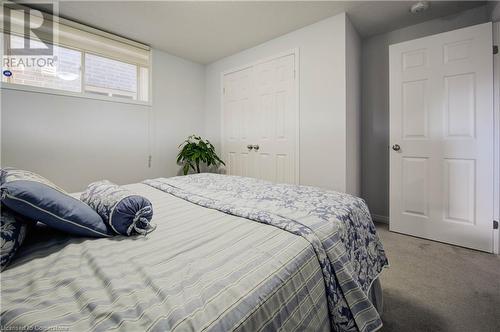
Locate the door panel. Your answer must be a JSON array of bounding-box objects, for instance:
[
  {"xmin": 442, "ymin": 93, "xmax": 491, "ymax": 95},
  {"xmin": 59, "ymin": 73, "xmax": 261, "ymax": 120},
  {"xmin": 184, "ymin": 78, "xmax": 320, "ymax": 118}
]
[
  {"xmin": 402, "ymin": 79, "xmax": 428, "ymax": 139},
  {"xmin": 223, "ymin": 53, "xmax": 297, "ymax": 184},
  {"xmin": 401, "ymin": 157, "xmax": 429, "ymax": 217},
  {"xmin": 253, "ymin": 54, "xmax": 296, "ymax": 184},
  {"xmin": 390, "ymin": 23, "xmax": 493, "ymax": 252},
  {"xmin": 444, "ymin": 73, "xmax": 475, "ymax": 138},
  {"xmin": 443, "ymin": 158, "xmax": 475, "ymax": 224},
  {"xmin": 227, "ymin": 152, "xmax": 237, "ymax": 176},
  {"xmin": 223, "ymin": 67, "xmax": 256, "ymax": 178}
]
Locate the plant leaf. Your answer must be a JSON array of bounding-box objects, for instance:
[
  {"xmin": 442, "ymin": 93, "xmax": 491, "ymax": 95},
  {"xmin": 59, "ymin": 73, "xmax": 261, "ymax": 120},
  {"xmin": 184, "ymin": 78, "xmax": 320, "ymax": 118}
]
[{"xmin": 183, "ymin": 163, "xmax": 190, "ymax": 175}]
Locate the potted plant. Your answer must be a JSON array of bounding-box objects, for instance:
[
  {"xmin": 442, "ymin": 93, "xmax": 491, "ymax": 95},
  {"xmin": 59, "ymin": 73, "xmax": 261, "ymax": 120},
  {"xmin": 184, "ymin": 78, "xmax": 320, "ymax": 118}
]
[{"xmin": 177, "ymin": 135, "xmax": 225, "ymax": 175}]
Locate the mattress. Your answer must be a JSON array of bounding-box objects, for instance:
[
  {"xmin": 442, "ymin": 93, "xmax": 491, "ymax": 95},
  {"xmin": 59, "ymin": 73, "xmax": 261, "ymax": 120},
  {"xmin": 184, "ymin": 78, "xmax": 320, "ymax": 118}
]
[{"xmin": 1, "ymin": 174, "xmax": 388, "ymax": 332}]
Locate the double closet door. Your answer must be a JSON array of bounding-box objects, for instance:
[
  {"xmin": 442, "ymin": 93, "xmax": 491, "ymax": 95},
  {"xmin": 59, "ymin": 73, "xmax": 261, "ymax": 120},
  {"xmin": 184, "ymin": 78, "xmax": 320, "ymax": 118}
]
[{"xmin": 222, "ymin": 53, "xmax": 298, "ymax": 184}]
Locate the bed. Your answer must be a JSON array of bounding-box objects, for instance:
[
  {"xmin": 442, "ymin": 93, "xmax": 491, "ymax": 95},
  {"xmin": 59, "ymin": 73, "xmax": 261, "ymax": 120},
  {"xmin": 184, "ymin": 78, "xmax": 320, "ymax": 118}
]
[{"xmin": 1, "ymin": 174, "xmax": 388, "ymax": 332}]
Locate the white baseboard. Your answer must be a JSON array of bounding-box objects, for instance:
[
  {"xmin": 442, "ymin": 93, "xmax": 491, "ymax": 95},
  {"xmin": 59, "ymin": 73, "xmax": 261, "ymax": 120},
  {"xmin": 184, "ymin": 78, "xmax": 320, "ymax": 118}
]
[{"xmin": 372, "ymin": 214, "xmax": 389, "ymax": 224}]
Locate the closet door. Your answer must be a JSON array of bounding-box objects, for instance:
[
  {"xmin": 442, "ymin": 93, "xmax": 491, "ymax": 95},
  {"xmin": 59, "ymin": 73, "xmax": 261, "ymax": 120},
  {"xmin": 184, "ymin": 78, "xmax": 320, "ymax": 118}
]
[
  {"xmin": 223, "ymin": 53, "xmax": 298, "ymax": 184},
  {"xmin": 223, "ymin": 67, "xmax": 255, "ymax": 178},
  {"xmin": 253, "ymin": 54, "xmax": 297, "ymax": 183}
]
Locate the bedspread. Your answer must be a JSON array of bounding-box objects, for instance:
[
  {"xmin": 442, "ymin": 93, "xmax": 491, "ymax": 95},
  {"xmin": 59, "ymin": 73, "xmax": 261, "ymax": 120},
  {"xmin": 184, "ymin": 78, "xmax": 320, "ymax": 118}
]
[
  {"xmin": 144, "ymin": 174, "xmax": 388, "ymax": 332},
  {"xmin": 1, "ymin": 183, "xmax": 330, "ymax": 332}
]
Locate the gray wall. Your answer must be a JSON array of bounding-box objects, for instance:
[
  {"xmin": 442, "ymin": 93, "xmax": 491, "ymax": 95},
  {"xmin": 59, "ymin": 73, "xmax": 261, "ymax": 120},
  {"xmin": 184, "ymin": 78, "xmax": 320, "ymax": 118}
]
[
  {"xmin": 361, "ymin": 5, "xmax": 491, "ymax": 222},
  {"xmin": 1, "ymin": 49, "xmax": 205, "ymax": 192}
]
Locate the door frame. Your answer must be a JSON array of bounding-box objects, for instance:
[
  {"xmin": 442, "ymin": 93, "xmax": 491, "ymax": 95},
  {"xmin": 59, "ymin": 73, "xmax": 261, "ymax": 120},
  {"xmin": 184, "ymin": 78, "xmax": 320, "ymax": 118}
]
[
  {"xmin": 493, "ymin": 22, "xmax": 499, "ymax": 255},
  {"xmin": 219, "ymin": 48, "xmax": 300, "ymax": 184}
]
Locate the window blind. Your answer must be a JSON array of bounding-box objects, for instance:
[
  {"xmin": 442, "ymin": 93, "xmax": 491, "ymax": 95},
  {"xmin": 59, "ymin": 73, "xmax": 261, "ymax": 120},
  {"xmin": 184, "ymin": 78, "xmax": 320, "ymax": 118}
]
[{"xmin": 3, "ymin": 5, "xmax": 150, "ymax": 66}]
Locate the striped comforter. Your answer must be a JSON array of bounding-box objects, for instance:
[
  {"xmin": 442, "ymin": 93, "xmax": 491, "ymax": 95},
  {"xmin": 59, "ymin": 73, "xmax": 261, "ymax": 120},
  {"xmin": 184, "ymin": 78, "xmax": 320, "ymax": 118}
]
[{"xmin": 1, "ymin": 174, "xmax": 387, "ymax": 332}]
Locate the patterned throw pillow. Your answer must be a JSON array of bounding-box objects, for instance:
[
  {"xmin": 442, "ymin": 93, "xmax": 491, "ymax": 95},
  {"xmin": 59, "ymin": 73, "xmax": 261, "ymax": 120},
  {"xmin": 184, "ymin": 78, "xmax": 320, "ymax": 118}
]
[
  {"xmin": 81, "ymin": 180, "xmax": 155, "ymax": 236},
  {"xmin": 0, "ymin": 168, "xmax": 65, "ymax": 191},
  {"xmin": 1, "ymin": 208, "xmax": 28, "ymax": 271},
  {"xmin": 0, "ymin": 168, "xmax": 111, "ymax": 238}
]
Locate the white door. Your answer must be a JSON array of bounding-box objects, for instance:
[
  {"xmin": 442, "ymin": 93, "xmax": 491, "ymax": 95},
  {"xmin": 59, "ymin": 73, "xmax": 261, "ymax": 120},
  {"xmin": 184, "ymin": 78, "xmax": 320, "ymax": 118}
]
[
  {"xmin": 389, "ymin": 23, "xmax": 494, "ymax": 252},
  {"xmin": 223, "ymin": 67, "xmax": 255, "ymax": 178},
  {"xmin": 223, "ymin": 53, "xmax": 298, "ymax": 183}
]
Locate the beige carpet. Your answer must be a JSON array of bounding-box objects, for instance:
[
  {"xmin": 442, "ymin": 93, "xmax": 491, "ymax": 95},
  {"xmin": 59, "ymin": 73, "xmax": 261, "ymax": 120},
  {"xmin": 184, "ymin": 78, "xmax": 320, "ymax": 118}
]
[{"xmin": 375, "ymin": 223, "xmax": 500, "ymax": 332}]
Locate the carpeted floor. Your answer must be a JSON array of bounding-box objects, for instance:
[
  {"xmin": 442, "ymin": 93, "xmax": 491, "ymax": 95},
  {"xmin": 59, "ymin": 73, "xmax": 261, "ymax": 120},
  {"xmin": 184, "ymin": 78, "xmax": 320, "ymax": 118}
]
[{"xmin": 375, "ymin": 223, "xmax": 500, "ymax": 332}]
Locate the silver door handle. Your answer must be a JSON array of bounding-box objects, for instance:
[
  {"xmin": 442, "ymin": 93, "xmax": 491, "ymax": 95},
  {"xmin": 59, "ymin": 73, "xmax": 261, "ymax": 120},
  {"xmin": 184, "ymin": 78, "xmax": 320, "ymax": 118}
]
[
  {"xmin": 392, "ymin": 144, "xmax": 401, "ymax": 151},
  {"xmin": 252, "ymin": 145, "xmax": 260, "ymax": 151},
  {"xmin": 247, "ymin": 145, "xmax": 253, "ymax": 150}
]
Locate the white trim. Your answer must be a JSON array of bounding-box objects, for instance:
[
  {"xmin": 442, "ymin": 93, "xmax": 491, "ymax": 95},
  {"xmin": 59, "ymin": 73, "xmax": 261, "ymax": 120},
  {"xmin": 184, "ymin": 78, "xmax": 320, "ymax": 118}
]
[
  {"xmin": 148, "ymin": 49, "xmax": 154, "ymax": 105},
  {"xmin": 294, "ymin": 49, "xmax": 301, "ymax": 185},
  {"xmin": 219, "ymin": 71, "xmax": 226, "ymax": 174},
  {"xmin": 493, "ymin": 22, "xmax": 500, "ymax": 255},
  {"xmin": 222, "ymin": 49, "xmax": 299, "ymax": 77},
  {"xmin": 372, "ymin": 214, "xmax": 389, "ymax": 224},
  {"xmin": 220, "ymin": 48, "xmax": 300, "ymax": 184},
  {"xmin": 1, "ymin": 82, "xmax": 152, "ymax": 107}
]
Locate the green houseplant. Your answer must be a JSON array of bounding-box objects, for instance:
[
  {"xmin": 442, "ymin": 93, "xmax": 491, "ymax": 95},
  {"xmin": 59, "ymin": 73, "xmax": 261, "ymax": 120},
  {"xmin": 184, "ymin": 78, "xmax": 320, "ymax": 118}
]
[{"xmin": 177, "ymin": 135, "xmax": 225, "ymax": 175}]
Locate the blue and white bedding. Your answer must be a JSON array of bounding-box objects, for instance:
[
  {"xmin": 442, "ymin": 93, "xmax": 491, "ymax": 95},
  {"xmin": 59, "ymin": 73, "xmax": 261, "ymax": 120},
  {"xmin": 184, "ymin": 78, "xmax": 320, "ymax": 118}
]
[
  {"xmin": 1, "ymin": 174, "xmax": 387, "ymax": 332},
  {"xmin": 144, "ymin": 174, "xmax": 388, "ymax": 332},
  {"xmin": 80, "ymin": 180, "xmax": 155, "ymax": 236}
]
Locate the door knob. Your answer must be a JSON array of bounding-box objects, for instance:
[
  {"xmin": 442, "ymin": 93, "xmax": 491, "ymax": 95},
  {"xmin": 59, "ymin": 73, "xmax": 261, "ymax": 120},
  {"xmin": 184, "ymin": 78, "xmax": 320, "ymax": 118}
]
[
  {"xmin": 392, "ymin": 144, "xmax": 401, "ymax": 151},
  {"xmin": 247, "ymin": 145, "xmax": 253, "ymax": 150},
  {"xmin": 252, "ymin": 144, "xmax": 260, "ymax": 151}
]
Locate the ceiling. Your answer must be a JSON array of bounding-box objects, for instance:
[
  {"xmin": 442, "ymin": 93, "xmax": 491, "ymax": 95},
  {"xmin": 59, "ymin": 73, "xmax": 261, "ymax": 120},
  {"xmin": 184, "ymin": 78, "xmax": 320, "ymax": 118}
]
[{"xmin": 31, "ymin": 1, "xmax": 486, "ymax": 64}]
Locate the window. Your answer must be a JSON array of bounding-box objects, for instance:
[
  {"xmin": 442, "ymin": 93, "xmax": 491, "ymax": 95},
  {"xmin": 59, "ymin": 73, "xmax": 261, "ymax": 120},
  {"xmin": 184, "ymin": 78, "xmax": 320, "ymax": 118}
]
[
  {"xmin": 2, "ymin": 6, "xmax": 151, "ymax": 103},
  {"xmin": 85, "ymin": 53, "xmax": 137, "ymax": 99},
  {"xmin": 5, "ymin": 36, "xmax": 82, "ymax": 93}
]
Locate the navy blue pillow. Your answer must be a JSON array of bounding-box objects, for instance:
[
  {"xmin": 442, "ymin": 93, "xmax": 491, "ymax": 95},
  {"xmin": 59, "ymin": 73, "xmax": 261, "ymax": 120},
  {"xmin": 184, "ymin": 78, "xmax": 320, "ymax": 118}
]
[
  {"xmin": 81, "ymin": 180, "xmax": 155, "ymax": 236},
  {"xmin": 0, "ymin": 169, "xmax": 111, "ymax": 238}
]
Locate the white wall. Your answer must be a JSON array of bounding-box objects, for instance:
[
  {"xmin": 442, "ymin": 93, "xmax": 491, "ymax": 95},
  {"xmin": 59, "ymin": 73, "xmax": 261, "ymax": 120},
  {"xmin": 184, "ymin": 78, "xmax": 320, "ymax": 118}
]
[
  {"xmin": 2, "ymin": 13, "xmax": 359, "ymax": 193},
  {"xmin": 150, "ymin": 50, "xmax": 206, "ymax": 180},
  {"xmin": 345, "ymin": 15, "xmax": 361, "ymax": 196},
  {"xmin": 205, "ymin": 13, "xmax": 351, "ymax": 191},
  {"xmin": 0, "ymin": 49, "xmax": 205, "ymax": 192},
  {"xmin": 1, "ymin": 89, "xmax": 151, "ymax": 191},
  {"xmin": 361, "ymin": 5, "xmax": 491, "ymax": 222},
  {"xmin": 5, "ymin": 5, "xmax": 489, "ymax": 204}
]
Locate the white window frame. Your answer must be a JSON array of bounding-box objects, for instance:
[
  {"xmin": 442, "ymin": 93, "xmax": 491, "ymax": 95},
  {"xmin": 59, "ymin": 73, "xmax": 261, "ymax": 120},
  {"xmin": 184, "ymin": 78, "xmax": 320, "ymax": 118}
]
[{"xmin": 1, "ymin": 7, "xmax": 152, "ymax": 106}]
